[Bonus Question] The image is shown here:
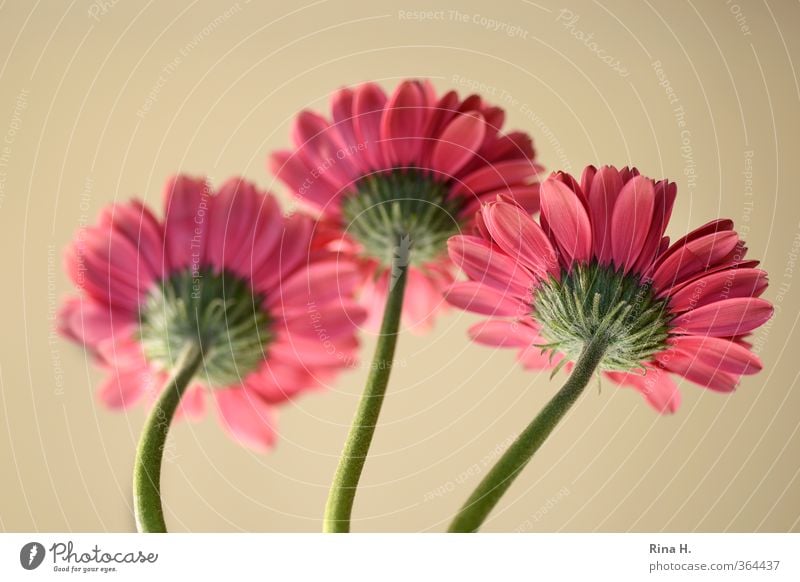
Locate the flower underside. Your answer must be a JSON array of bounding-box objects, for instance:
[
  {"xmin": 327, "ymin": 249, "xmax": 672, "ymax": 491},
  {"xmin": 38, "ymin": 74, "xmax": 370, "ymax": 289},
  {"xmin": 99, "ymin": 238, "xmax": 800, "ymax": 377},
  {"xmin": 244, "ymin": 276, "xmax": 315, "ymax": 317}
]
[
  {"xmin": 138, "ymin": 268, "xmax": 271, "ymax": 386},
  {"xmin": 342, "ymin": 170, "xmax": 462, "ymax": 267},
  {"xmin": 534, "ymin": 262, "xmax": 672, "ymax": 372}
]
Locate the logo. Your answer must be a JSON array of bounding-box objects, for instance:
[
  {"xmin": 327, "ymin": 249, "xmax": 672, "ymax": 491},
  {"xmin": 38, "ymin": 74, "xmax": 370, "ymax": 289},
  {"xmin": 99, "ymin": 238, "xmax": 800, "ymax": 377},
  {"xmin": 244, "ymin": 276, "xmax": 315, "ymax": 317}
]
[{"xmin": 20, "ymin": 542, "xmax": 46, "ymax": 570}]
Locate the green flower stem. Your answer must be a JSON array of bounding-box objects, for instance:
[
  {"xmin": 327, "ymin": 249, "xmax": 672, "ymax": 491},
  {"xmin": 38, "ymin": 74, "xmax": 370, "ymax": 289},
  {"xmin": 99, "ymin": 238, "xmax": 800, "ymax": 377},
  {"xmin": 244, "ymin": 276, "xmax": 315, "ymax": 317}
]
[
  {"xmin": 323, "ymin": 260, "xmax": 409, "ymax": 533},
  {"xmin": 134, "ymin": 342, "xmax": 204, "ymax": 533},
  {"xmin": 448, "ymin": 336, "xmax": 608, "ymax": 533}
]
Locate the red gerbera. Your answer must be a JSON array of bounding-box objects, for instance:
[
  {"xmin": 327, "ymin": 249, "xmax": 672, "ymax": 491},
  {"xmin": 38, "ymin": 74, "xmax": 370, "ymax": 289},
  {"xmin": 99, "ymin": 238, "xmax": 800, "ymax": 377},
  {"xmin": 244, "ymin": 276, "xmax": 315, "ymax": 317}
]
[
  {"xmin": 447, "ymin": 165, "xmax": 772, "ymax": 411},
  {"xmin": 269, "ymin": 79, "xmax": 542, "ymax": 331},
  {"xmin": 59, "ymin": 175, "xmax": 365, "ymax": 451}
]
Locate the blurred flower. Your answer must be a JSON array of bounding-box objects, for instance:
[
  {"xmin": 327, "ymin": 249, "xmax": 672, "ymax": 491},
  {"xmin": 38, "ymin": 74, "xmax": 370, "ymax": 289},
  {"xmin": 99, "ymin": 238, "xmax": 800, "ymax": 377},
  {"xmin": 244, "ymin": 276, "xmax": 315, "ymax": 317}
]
[
  {"xmin": 59, "ymin": 176, "xmax": 365, "ymax": 451},
  {"xmin": 269, "ymin": 79, "xmax": 542, "ymax": 331},
  {"xmin": 447, "ymin": 165, "xmax": 772, "ymax": 412}
]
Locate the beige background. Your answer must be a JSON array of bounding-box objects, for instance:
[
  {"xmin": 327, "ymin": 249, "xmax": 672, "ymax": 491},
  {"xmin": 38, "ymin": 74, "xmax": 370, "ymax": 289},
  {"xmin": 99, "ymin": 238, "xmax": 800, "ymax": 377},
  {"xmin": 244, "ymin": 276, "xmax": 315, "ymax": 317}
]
[{"xmin": 0, "ymin": 0, "xmax": 799, "ymax": 532}]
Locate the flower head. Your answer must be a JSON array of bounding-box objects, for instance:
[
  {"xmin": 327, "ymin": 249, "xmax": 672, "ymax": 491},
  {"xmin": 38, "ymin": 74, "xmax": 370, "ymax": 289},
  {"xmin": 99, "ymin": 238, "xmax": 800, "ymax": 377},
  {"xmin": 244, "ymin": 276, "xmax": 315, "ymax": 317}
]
[
  {"xmin": 269, "ymin": 79, "xmax": 542, "ymax": 330},
  {"xmin": 447, "ymin": 165, "xmax": 773, "ymax": 412},
  {"xmin": 59, "ymin": 176, "xmax": 366, "ymax": 450}
]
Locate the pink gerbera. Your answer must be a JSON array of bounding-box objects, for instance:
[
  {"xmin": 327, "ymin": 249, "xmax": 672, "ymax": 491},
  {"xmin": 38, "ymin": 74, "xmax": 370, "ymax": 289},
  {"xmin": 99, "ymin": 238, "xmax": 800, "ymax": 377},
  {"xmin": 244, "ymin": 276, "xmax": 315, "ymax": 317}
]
[
  {"xmin": 269, "ymin": 79, "xmax": 542, "ymax": 330},
  {"xmin": 59, "ymin": 175, "xmax": 365, "ymax": 451},
  {"xmin": 447, "ymin": 165, "xmax": 773, "ymax": 411}
]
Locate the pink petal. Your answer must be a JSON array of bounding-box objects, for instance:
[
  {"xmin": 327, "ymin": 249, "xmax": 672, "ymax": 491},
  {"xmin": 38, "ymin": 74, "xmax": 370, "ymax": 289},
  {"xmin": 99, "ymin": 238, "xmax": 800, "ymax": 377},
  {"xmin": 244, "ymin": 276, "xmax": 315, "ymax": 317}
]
[
  {"xmin": 268, "ymin": 258, "xmax": 363, "ymax": 310},
  {"xmin": 282, "ymin": 301, "xmax": 366, "ymax": 339},
  {"xmin": 238, "ymin": 194, "xmax": 285, "ymax": 277},
  {"xmin": 223, "ymin": 181, "xmax": 272, "ymax": 278},
  {"xmin": 431, "ymin": 112, "xmax": 486, "ymax": 178},
  {"xmin": 446, "ymin": 281, "xmax": 523, "ymax": 316},
  {"xmin": 606, "ymin": 364, "xmax": 681, "ymax": 413},
  {"xmin": 251, "ymin": 212, "xmax": 314, "ymax": 294},
  {"xmin": 586, "ymin": 166, "xmax": 623, "ymax": 262},
  {"xmin": 631, "ymin": 180, "xmax": 677, "ymax": 274},
  {"xmin": 352, "ymin": 83, "xmax": 388, "ymax": 169},
  {"xmin": 162, "ymin": 175, "xmax": 211, "ymax": 271},
  {"xmin": 205, "ymin": 178, "xmax": 258, "ymax": 273},
  {"xmin": 269, "ymin": 150, "xmax": 341, "ymax": 214},
  {"xmin": 460, "ymin": 184, "xmax": 540, "ymax": 218},
  {"xmin": 652, "ymin": 231, "xmax": 740, "ymax": 291},
  {"xmin": 95, "ymin": 337, "xmax": 147, "ymax": 370},
  {"xmin": 244, "ymin": 361, "xmax": 317, "ymax": 405},
  {"xmin": 610, "ymin": 175, "xmax": 655, "ymax": 271},
  {"xmin": 215, "ymin": 389, "xmax": 277, "ymax": 452},
  {"xmin": 64, "ymin": 237, "xmax": 144, "ymax": 312},
  {"xmin": 330, "ymin": 88, "xmax": 357, "ymax": 146},
  {"xmin": 269, "ymin": 334, "xmax": 359, "ymax": 369},
  {"xmin": 667, "ymin": 336, "xmax": 762, "ymax": 375},
  {"xmin": 447, "ymin": 234, "xmax": 534, "ymax": 298},
  {"xmin": 99, "ymin": 200, "xmax": 164, "ymax": 279},
  {"xmin": 580, "ymin": 165, "xmax": 597, "ymax": 197},
  {"xmin": 484, "ymin": 131, "xmax": 535, "ymax": 163},
  {"xmin": 516, "ymin": 344, "xmax": 562, "ymax": 370},
  {"xmin": 422, "ymin": 90, "xmax": 459, "ymax": 144},
  {"xmin": 666, "ymin": 219, "xmax": 734, "ymax": 253},
  {"xmin": 58, "ymin": 297, "xmax": 135, "ymax": 347},
  {"xmin": 175, "ymin": 386, "xmax": 206, "ymax": 421},
  {"xmin": 401, "ymin": 267, "xmax": 445, "ymax": 333},
  {"xmin": 455, "ymin": 159, "xmax": 537, "ymax": 196},
  {"xmin": 671, "ymin": 297, "xmax": 773, "ymax": 337},
  {"xmin": 380, "ymin": 80, "xmax": 426, "ymax": 167},
  {"xmin": 668, "ymin": 268, "xmax": 769, "ymax": 312},
  {"xmin": 539, "ymin": 178, "xmax": 592, "ymax": 265},
  {"xmin": 656, "ymin": 352, "xmax": 739, "ymax": 392},
  {"xmin": 97, "ymin": 365, "xmax": 153, "ymax": 410},
  {"xmin": 482, "ymin": 201, "xmax": 558, "ymax": 278},
  {"xmin": 468, "ymin": 319, "xmax": 539, "ymax": 347},
  {"xmin": 292, "ymin": 110, "xmax": 355, "ymax": 186}
]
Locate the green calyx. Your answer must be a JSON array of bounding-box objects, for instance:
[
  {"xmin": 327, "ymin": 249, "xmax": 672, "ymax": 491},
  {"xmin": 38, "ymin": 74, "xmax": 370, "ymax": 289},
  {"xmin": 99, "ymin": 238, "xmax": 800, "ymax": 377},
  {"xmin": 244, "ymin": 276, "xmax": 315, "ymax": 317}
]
[
  {"xmin": 533, "ymin": 261, "xmax": 672, "ymax": 373},
  {"xmin": 137, "ymin": 268, "xmax": 271, "ymax": 387},
  {"xmin": 342, "ymin": 169, "xmax": 462, "ymax": 267}
]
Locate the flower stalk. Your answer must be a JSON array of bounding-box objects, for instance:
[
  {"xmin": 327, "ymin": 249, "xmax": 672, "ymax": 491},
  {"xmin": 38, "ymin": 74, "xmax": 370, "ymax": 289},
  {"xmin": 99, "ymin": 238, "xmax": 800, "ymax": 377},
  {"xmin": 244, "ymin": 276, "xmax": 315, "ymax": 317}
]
[
  {"xmin": 323, "ymin": 255, "xmax": 409, "ymax": 533},
  {"xmin": 133, "ymin": 342, "xmax": 204, "ymax": 533},
  {"xmin": 448, "ymin": 335, "xmax": 608, "ymax": 532}
]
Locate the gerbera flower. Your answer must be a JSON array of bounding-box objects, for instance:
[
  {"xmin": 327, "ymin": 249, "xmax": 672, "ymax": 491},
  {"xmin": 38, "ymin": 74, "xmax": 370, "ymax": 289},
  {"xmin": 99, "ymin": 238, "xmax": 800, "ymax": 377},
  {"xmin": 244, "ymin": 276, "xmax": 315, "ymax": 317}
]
[
  {"xmin": 60, "ymin": 174, "xmax": 365, "ymax": 448},
  {"xmin": 58, "ymin": 175, "xmax": 365, "ymax": 531},
  {"xmin": 269, "ymin": 79, "xmax": 542, "ymax": 331},
  {"xmin": 269, "ymin": 80, "xmax": 542, "ymax": 532},
  {"xmin": 445, "ymin": 165, "xmax": 773, "ymax": 531}
]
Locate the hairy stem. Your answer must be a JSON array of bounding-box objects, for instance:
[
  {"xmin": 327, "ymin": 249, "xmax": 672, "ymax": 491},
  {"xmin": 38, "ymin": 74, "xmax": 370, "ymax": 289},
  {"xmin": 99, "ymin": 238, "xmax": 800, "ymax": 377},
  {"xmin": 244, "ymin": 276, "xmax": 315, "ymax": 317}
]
[
  {"xmin": 133, "ymin": 342, "xmax": 203, "ymax": 533},
  {"xmin": 323, "ymin": 260, "xmax": 409, "ymax": 533},
  {"xmin": 448, "ymin": 336, "xmax": 607, "ymax": 532}
]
